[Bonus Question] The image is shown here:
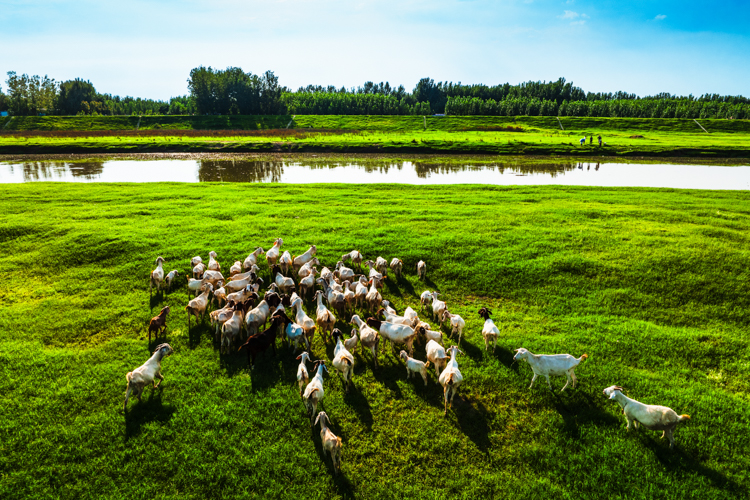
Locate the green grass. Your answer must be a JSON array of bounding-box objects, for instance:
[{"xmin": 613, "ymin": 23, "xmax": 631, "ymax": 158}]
[
  {"xmin": 2, "ymin": 115, "xmax": 750, "ymax": 157},
  {"xmin": 1, "ymin": 183, "xmax": 750, "ymax": 499}
]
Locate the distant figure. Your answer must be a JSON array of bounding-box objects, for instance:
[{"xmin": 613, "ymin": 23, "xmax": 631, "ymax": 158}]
[
  {"xmin": 595, "ymin": 162, "xmax": 600, "ymax": 171},
  {"xmin": 590, "ymin": 136, "xmax": 593, "ymax": 144},
  {"xmin": 598, "ymin": 135, "xmax": 602, "ymax": 146},
  {"xmin": 580, "ymin": 136, "xmax": 586, "ymax": 146}
]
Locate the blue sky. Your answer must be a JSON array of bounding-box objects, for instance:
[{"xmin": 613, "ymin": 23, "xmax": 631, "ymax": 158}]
[{"xmin": 2, "ymin": 0, "xmax": 749, "ymax": 100}]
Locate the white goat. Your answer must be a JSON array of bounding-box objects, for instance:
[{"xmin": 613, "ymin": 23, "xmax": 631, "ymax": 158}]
[
  {"xmin": 185, "ymin": 283, "xmax": 213, "ymax": 323},
  {"xmin": 350, "ymin": 315, "xmax": 380, "ymax": 368},
  {"xmin": 364, "ymin": 260, "xmax": 383, "ymax": 281},
  {"xmin": 403, "ymin": 306, "xmax": 419, "ymax": 328},
  {"xmin": 344, "ymin": 328, "xmax": 359, "ymax": 353},
  {"xmin": 190, "ymin": 256, "xmax": 202, "ymax": 268},
  {"xmin": 208, "ymin": 250, "xmax": 220, "ymax": 271},
  {"xmin": 202, "ymin": 270, "xmax": 225, "ymax": 288},
  {"xmin": 513, "ymin": 348, "xmax": 588, "ymax": 392},
  {"xmin": 332, "ymin": 329, "xmax": 355, "ymax": 392},
  {"xmin": 315, "ymin": 290, "xmax": 336, "ymax": 341},
  {"xmin": 399, "ymin": 350, "xmax": 430, "ymax": 386},
  {"xmin": 430, "ymin": 292, "xmax": 446, "ymax": 322},
  {"xmin": 341, "ymin": 250, "xmax": 363, "ymax": 271},
  {"xmin": 192, "ymin": 262, "xmax": 206, "ymax": 279},
  {"xmin": 243, "ymin": 247, "xmax": 265, "ymax": 271},
  {"xmin": 298, "ymin": 258, "xmax": 320, "ymax": 279},
  {"xmin": 187, "ymin": 277, "xmax": 209, "ymax": 297},
  {"xmin": 150, "ymin": 256, "xmax": 165, "ymax": 293},
  {"xmin": 603, "ymin": 385, "xmax": 690, "ymax": 449},
  {"xmin": 229, "ymin": 267, "xmax": 259, "ymax": 282},
  {"xmin": 478, "ymin": 307, "xmax": 499, "ymax": 351},
  {"xmin": 279, "ymin": 251, "xmax": 293, "ymax": 275},
  {"xmin": 212, "ymin": 281, "xmax": 227, "ymax": 308},
  {"xmin": 420, "ymin": 290, "xmax": 433, "ymax": 312},
  {"xmin": 417, "ymin": 260, "xmax": 426, "ymax": 280},
  {"xmin": 334, "ymin": 261, "xmax": 356, "ymax": 282},
  {"xmin": 226, "ymin": 284, "xmax": 254, "ymax": 305},
  {"xmin": 303, "ymin": 361, "xmax": 328, "ymax": 424},
  {"xmin": 443, "ymin": 310, "xmax": 466, "ymax": 345},
  {"xmin": 365, "ymin": 278, "xmax": 382, "ymax": 313},
  {"xmin": 292, "ymin": 297, "xmax": 317, "ymax": 343},
  {"xmin": 164, "ymin": 270, "xmax": 180, "ymax": 291},
  {"xmin": 229, "ymin": 261, "xmax": 242, "ymax": 276},
  {"xmin": 375, "ymin": 256, "xmax": 389, "ymax": 277},
  {"xmin": 226, "ymin": 275, "xmax": 254, "ymax": 293},
  {"xmin": 273, "ymin": 266, "xmax": 295, "ymax": 294},
  {"xmin": 366, "ymin": 318, "xmax": 416, "ymax": 357},
  {"xmin": 416, "ymin": 324, "xmax": 443, "ymax": 345},
  {"xmin": 221, "ymin": 306, "xmax": 244, "ymax": 354},
  {"xmin": 315, "ymin": 412, "xmax": 342, "ymax": 475},
  {"xmin": 354, "ymin": 277, "xmax": 368, "ymax": 308},
  {"xmin": 426, "ymin": 339, "xmax": 449, "ymax": 377},
  {"xmin": 389, "ymin": 258, "xmax": 403, "ymax": 278},
  {"xmin": 438, "ymin": 345, "xmax": 464, "ymax": 415},
  {"xmin": 296, "ymin": 351, "xmax": 312, "ymax": 396},
  {"xmin": 266, "ymin": 238, "xmax": 283, "ymax": 266},
  {"xmin": 124, "ymin": 343, "xmax": 173, "ymax": 410},
  {"xmin": 293, "ymin": 245, "xmax": 317, "ymax": 272},
  {"xmin": 244, "ymin": 299, "xmax": 271, "ymax": 337},
  {"xmin": 377, "ymin": 305, "xmax": 411, "ymax": 326},
  {"xmin": 299, "ymin": 268, "xmax": 318, "ymax": 299},
  {"xmin": 210, "ymin": 302, "xmax": 235, "ymax": 336}
]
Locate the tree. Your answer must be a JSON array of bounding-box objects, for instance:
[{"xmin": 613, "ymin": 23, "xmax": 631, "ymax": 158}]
[
  {"xmin": 58, "ymin": 79, "xmax": 98, "ymax": 115},
  {"xmin": 0, "ymin": 83, "xmax": 7, "ymax": 112},
  {"xmin": 5, "ymin": 72, "xmax": 58, "ymax": 115}
]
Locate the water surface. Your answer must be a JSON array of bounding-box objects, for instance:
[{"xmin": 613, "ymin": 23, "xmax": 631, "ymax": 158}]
[{"xmin": 1, "ymin": 158, "xmax": 748, "ymax": 189}]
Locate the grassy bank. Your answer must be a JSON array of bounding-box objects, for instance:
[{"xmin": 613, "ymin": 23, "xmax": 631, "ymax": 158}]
[
  {"xmin": 1, "ymin": 115, "xmax": 750, "ymax": 157},
  {"xmin": 1, "ymin": 183, "xmax": 749, "ymax": 499}
]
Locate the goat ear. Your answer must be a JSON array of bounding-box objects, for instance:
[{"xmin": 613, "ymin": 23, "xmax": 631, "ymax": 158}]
[
  {"xmin": 295, "ymin": 354, "xmax": 302, "ymax": 360},
  {"xmin": 314, "ymin": 413, "xmax": 321, "ymax": 425},
  {"xmin": 609, "ymin": 392, "xmax": 618, "ymax": 400}
]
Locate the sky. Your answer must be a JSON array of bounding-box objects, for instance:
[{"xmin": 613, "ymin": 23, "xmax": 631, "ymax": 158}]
[{"xmin": 1, "ymin": 0, "xmax": 749, "ymax": 100}]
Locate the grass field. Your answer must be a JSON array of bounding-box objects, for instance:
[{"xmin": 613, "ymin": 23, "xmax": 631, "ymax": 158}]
[
  {"xmin": 1, "ymin": 115, "xmax": 750, "ymax": 157},
  {"xmin": 1, "ymin": 183, "xmax": 749, "ymax": 499}
]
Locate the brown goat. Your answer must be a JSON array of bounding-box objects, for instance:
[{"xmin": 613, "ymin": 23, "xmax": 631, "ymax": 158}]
[
  {"xmin": 148, "ymin": 306, "xmax": 170, "ymax": 343},
  {"xmin": 239, "ymin": 313, "xmax": 283, "ymax": 369}
]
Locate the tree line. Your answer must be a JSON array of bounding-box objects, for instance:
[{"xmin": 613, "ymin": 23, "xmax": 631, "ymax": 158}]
[{"xmin": 1, "ymin": 68, "xmax": 748, "ymax": 118}]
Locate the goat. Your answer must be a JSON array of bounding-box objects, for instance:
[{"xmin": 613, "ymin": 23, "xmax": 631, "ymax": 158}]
[
  {"xmin": 192, "ymin": 262, "xmax": 206, "ymax": 279},
  {"xmin": 416, "ymin": 324, "xmax": 442, "ymax": 345},
  {"xmin": 187, "ymin": 277, "xmax": 209, "ymax": 297},
  {"xmin": 165, "ymin": 270, "xmax": 180, "ymax": 291},
  {"xmin": 319, "ymin": 266, "xmax": 334, "ymax": 283},
  {"xmin": 342, "ymin": 281, "xmax": 356, "ymax": 313},
  {"xmin": 315, "ymin": 412, "xmax": 342, "ymax": 474},
  {"xmin": 150, "ymin": 256, "xmax": 165, "ymax": 294},
  {"xmin": 344, "ymin": 327, "xmax": 359, "ymax": 353},
  {"xmin": 478, "ymin": 307, "xmax": 499, "ymax": 351},
  {"xmin": 442, "ymin": 310, "xmax": 466, "ymax": 345},
  {"xmin": 366, "ymin": 317, "xmax": 416, "ymax": 357},
  {"xmin": 190, "ymin": 256, "xmax": 202, "ymax": 268},
  {"xmin": 207, "ymin": 250, "xmax": 220, "ymax": 271},
  {"xmin": 275, "ymin": 310, "xmax": 309, "ymax": 353},
  {"xmin": 243, "ymin": 247, "xmax": 265, "ymax": 271},
  {"xmin": 331, "ymin": 329, "xmax": 355, "ymax": 392},
  {"xmin": 226, "ymin": 274, "xmax": 256, "ymax": 294},
  {"xmin": 230, "ymin": 267, "xmax": 259, "ymax": 283},
  {"xmin": 417, "ymin": 260, "xmax": 426, "ymax": 280},
  {"xmin": 304, "ymin": 361, "xmax": 328, "ymax": 424},
  {"xmin": 354, "ymin": 277, "xmax": 368, "ymax": 308},
  {"xmin": 298, "ymin": 258, "xmax": 320, "ymax": 279},
  {"xmin": 439, "ymin": 346, "xmax": 464, "ymax": 414},
  {"xmin": 341, "ymin": 250, "xmax": 363, "ymax": 272},
  {"xmin": 420, "ymin": 290, "xmax": 433, "ymax": 312},
  {"xmin": 315, "ymin": 290, "xmax": 336, "ymax": 342},
  {"xmin": 272, "ymin": 265, "xmax": 295, "ymax": 294},
  {"xmin": 202, "ymin": 270, "xmax": 225, "ymax": 288},
  {"xmin": 239, "ymin": 313, "xmax": 283, "ymax": 369},
  {"xmin": 124, "ymin": 343, "xmax": 173, "ymax": 410},
  {"xmin": 296, "ymin": 351, "xmax": 312, "ymax": 397},
  {"xmin": 430, "ymin": 292, "xmax": 446, "ymax": 322},
  {"xmin": 186, "ymin": 283, "xmax": 213, "ymax": 327},
  {"xmin": 399, "ymin": 350, "xmax": 430, "ymax": 386},
  {"xmin": 291, "ymin": 297, "xmax": 317, "ymax": 345},
  {"xmin": 212, "ymin": 282, "xmax": 227, "ymax": 308},
  {"xmin": 321, "ymin": 279, "xmax": 346, "ymax": 319},
  {"xmin": 513, "ymin": 348, "xmax": 588, "ymax": 392},
  {"xmin": 293, "ymin": 245, "xmax": 317, "ymax": 272},
  {"xmin": 403, "ymin": 306, "xmax": 419, "ymax": 328},
  {"xmin": 279, "ymin": 251, "xmax": 293, "ymax": 275},
  {"xmin": 365, "ymin": 278, "xmax": 383, "ymax": 313},
  {"xmin": 350, "ymin": 315, "xmax": 380, "ymax": 368},
  {"xmin": 364, "ymin": 260, "xmax": 383, "ymax": 281},
  {"xmin": 210, "ymin": 301, "xmax": 236, "ymax": 337},
  {"xmin": 220, "ymin": 303, "xmax": 245, "ymax": 354},
  {"xmin": 334, "ymin": 261, "xmax": 356, "ymax": 282},
  {"xmin": 603, "ymin": 385, "xmax": 690, "ymax": 449},
  {"xmin": 229, "ymin": 260, "xmax": 242, "ymax": 277},
  {"xmin": 375, "ymin": 256, "xmax": 389, "ymax": 277},
  {"xmin": 244, "ymin": 298, "xmax": 271, "ymax": 337},
  {"xmin": 148, "ymin": 306, "xmax": 170, "ymax": 343},
  {"xmin": 376, "ymin": 306, "xmax": 411, "ymax": 326},
  {"xmin": 266, "ymin": 238, "xmax": 283, "ymax": 266},
  {"xmin": 389, "ymin": 258, "xmax": 403, "ymax": 278},
  {"xmin": 426, "ymin": 339, "xmax": 449, "ymax": 377}
]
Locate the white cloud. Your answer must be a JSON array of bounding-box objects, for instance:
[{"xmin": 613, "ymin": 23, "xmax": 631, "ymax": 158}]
[
  {"xmin": 655, "ymin": 14, "xmax": 667, "ymax": 21},
  {"xmin": 570, "ymin": 20, "xmax": 586, "ymax": 26},
  {"xmin": 560, "ymin": 10, "xmax": 579, "ymax": 19}
]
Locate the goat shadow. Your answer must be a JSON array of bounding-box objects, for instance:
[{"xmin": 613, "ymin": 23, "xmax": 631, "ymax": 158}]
[
  {"xmin": 491, "ymin": 345, "xmax": 518, "ymax": 370},
  {"xmin": 643, "ymin": 437, "xmax": 745, "ymax": 494},
  {"xmin": 186, "ymin": 314, "xmax": 211, "ymax": 349},
  {"xmin": 123, "ymin": 389, "xmax": 175, "ymax": 441},
  {"xmin": 148, "ymin": 292, "xmax": 164, "ymax": 310},
  {"xmin": 343, "ymin": 383, "xmax": 374, "ymax": 431},
  {"xmin": 450, "ymin": 394, "xmax": 492, "ymax": 454},
  {"xmin": 551, "ymin": 391, "xmax": 620, "ymax": 439},
  {"xmin": 309, "ymin": 423, "xmax": 355, "ymax": 498},
  {"xmin": 383, "ymin": 278, "xmax": 403, "ymax": 298},
  {"xmin": 398, "ymin": 277, "xmax": 417, "ymax": 297},
  {"xmin": 370, "ymin": 354, "xmax": 405, "ymax": 400}
]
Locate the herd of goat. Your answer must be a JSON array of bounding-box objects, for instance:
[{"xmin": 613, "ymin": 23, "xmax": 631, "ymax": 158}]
[{"xmin": 125, "ymin": 239, "xmax": 691, "ymax": 473}]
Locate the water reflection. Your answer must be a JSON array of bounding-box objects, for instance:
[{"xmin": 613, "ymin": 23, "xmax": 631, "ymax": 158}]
[{"xmin": 1, "ymin": 157, "xmax": 748, "ymax": 189}]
